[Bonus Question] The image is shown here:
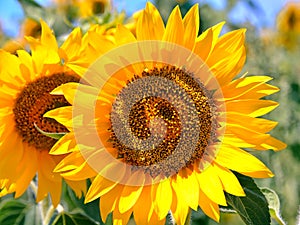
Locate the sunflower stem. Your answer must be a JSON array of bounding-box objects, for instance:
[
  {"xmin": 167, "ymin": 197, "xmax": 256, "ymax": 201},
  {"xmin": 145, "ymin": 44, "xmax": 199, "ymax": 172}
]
[
  {"xmin": 27, "ymin": 180, "xmax": 39, "ymax": 207},
  {"xmin": 184, "ymin": 209, "xmax": 192, "ymax": 225},
  {"xmin": 39, "ymin": 197, "xmax": 49, "ymax": 225},
  {"xmin": 31, "ymin": 180, "xmax": 50, "ymax": 224},
  {"xmin": 29, "ymin": 180, "xmax": 37, "ymax": 197},
  {"xmin": 43, "ymin": 205, "xmax": 55, "ymax": 225},
  {"xmin": 40, "ymin": 198, "xmax": 64, "ymax": 225}
]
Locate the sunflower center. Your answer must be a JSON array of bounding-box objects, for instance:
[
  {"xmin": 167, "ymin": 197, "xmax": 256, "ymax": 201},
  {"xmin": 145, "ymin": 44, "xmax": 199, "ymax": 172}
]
[
  {"xmin": 109, "ymin": 65, "xmax": 216, "ymax": 177},
  {"xmin": 92, "ymin": 1, "xmax": 105, "ymax": 14},
  {"xmin": 288, "ymin": 11, "xmax": 297, "ymax": 29},
  {"xmin": 13, "ymin": 73, "xmax": 79, "ymax": 151}
]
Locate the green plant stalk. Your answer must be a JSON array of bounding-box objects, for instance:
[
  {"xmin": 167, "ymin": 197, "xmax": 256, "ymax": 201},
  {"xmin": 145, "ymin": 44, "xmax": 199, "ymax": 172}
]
[{"xmin": 30, "ymin": 180, "xmax": 64, "ymax": 225}]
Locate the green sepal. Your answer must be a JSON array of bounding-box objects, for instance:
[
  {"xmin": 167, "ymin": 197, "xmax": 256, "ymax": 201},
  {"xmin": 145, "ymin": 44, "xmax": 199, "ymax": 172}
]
[{"xmin": 34, "ymin": 123, "xmax": 66, "ymax": 140}]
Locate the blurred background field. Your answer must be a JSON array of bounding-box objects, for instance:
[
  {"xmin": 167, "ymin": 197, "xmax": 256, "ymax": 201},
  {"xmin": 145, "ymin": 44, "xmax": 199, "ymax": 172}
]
[{"xmin": 0, "ymin": 0, "xmax": 299, "ymax": 224}]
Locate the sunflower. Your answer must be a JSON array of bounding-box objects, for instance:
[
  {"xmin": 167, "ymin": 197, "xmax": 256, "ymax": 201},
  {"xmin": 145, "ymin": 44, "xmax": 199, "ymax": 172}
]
[
  {"xmin": 0, "ymin": 19, "xmax": 94, "ymax": 206},
  {"xmin": 276, "ymin": 2, "xmax": 300, "ymax": 49},
  {"xmin": 46, "ymin": 2, "xmax": 286, "ymax": 224},
  {"xmin": 2, "ymin": 18, "xmax": 41, "ymax": 54},
  {"xmin": 74, "ymin": 0, "xmax": 110, "ymax": 18}
]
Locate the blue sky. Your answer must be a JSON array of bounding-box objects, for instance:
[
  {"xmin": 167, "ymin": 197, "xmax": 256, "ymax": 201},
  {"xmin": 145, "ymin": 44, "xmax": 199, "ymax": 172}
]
[{"xmin": 0, "ymin": 0, "xmax": 297, "ymax": 37}]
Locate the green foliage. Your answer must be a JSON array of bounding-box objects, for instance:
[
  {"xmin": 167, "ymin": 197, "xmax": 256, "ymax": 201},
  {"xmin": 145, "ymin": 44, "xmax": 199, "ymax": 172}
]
[
  {"xmin": 261, "ymin": 188, "xmax": 286, "ymax": 225},
  {"xmin": 61, "ymin": 182, "xmax": 101, "ymax": 223},
  {"xmin": 51, "ymin": 211, "xmax": 99, "ymax": 225},
  {"xmin": 0, "ymin": 199, "xmax": 41, "ymax": 225},
  {"xmin": 224, "ymin": 173, "xmax": 271, "ymax": 225},
  {"xmin": 18, "ymin": 0, "xmax": 44, "ymax": 22}
]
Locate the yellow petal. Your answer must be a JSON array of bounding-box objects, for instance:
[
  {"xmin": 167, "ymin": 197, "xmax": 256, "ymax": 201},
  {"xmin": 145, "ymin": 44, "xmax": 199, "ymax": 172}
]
[
  {"xmin": 55, "ymin": 151, "xmax": 97, "ymax": 180},
  {"xmin": 85, "ymin": 174, "xmax": 118, "ymax": 202},
  {"xmin": 14, "ymin": 146, "xmax": 38, "ymax": 198},
  {"xmin": 227, "ymin": 112, "xmax": 278, "ymax": 133},
  {"xmin": 133, "ymin": 186, "xmax": 154, "ymax": 224},
  {"xmin": 115, "ymin": 24, "xmax": 136, "ymax": 46},
  {"xmin": 100, "ymin": 184, "xmax": 123, "ymax": 222},
  {"xmin": 182, "ymin": 4, "xmax": 199, "ymax": 50},
  {"xmin": 170, "ymin": 187, "xmax": 189, "ymax": 225},
  {"xmin": 210, "ymin": 46, "xmax": 245, "ymax": 86},
  {"xmin": 195, "ymin": 22, "xmax": 225, "ymax": 61},
  {"xmin": 152, "ymin": 180, "xmax": 172, "ymax": 220},
  {"xmin": 54, "ymin": 151, "xmax": 84, "ymax": 172},
  {"xmin": 0, "ymin": 50, "xmax": 23, "ymax": 84},
  {"xmin": 196, "ymin": 166, "xmax": 227, "ymax": 206},
  {"xmin": 257, "ymin": 136, "xmax": 287, "ymax": 151},
  {"xmin": 119, "ymin": 171, "xmax": 145, "ymax": 213},
  {"xmin": 50, "ymin": 132, "xmax": 78, "ymax": 155},
  {"xmin": 207, "ymin": 29, "xmax": 246, "ymax": 86},
  {"xmin": 37, "ymin": 152, "xmax": 62, "ymax": 206},
  {"xmin": 136, "ymin": 2, "xmax": 165, "ymax": 40},
  {"xmin": 199, "ymin": 190, "xmax": 220, "ymax": 222},
  {"xmin": 40, "ymin": 19, "xmax": 58, "ymax": 51},
  {"xmin": 215, "ymin": 144, "xmax": 274, "ymax": 178},
  {"xmin": 65, "ymin": 179, "xmax": 87, "ymax": 198},
  {"xmin": 226, "ymin": 123, "xmax": 271, "ymax": 146},
  {"xmin": 86, "ymin": 31, "xmax": 115, "ymax": 62},
  {"xmin": 50, "ymin": 82, "xmax": 79, "ymax": 104},
  {"xmin": 44, "ymin": 106, "xmax": 73, "ymax": 130},
  {"xmin": 0, "ymin": 85, "xmax": 18, "ymax": 109},
  {"xmin": 65, "ymin": 62, "xmax": 87, "ymax": 77},
  {"xmin": 60, "ymin": 27, "xmax": 82, "ymax": 58},
  {"xmin": 171, "ymin": 168, "xmax": 199, "ymax": 210},
  {"xmin": 0, "ymin": 180, "xmax": 16, "ymax": 197},
  {"xmin": 26, "ymin": 37, "xmax": 60, "ymax": 71},
  {"xmin": 0, "ymin": 133, "xmax": 24, "ymax": 179},
  {"xmin": 26, "ymin": 20, "xmax": 60, "ymax": 68},
  {"xmin": 225, "ymin": 99, "xmax": 279, "ymax": 117},
  {"xmin": 222, "ymin": 76, "xmax": 279, "ymax": 100},
  {"xmin": 223, "ymin": 134, "xmax": 256, "ymax": 148},
  {"xmin": 148, "ymin": 211, "xmax": 166, "ymax": 225},
  {"xmin": 163, "ymin": 6, "xmax": 184, "ymax": 46},
  {"xmin": 213, "ymin": 162, "xmax": 245, "ymax": 196},
  {"xmin": 17, "ymin": 50, "xmax": 35, "ymax": 81},
  {"xmin": 194, "ymin": 28, "xmax": 213, "ymax": 61},
  {"xmin": 112, "ymin": 201, "xmax": 132, "ymax": 225}
]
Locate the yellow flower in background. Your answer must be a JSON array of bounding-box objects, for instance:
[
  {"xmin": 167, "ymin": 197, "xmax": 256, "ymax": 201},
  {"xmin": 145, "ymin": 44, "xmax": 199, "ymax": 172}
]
[
  {"xmin": 21, "ymin": 18, "xmax": 41, "ymax": 38},
  {"xmin": 0, "ymin": 20, "xmax": 92, "ymax": 206},
  {"xmin": 52, "ymin": 0, "xmax": 110, "ymax": 17},
  {"xmin": 2, "ymin": 18, "xmax": 41, "ymax": 54},
  {"xmin": 276, "ymin": 2, "xmax": 300, "ymax": 49},
  {"xmin": 74, "ymin": 0, "xmax": 110, "ymax": 17},
  {"xmin": 46, "ymin": 2, "xmax": 286, "ymax": 224}
]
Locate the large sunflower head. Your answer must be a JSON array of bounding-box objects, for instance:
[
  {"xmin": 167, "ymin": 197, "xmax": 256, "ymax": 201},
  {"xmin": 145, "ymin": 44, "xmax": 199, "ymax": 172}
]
[
  {"xmin": 47, "ymin": 2, "xmax": 286, "ymax": 224},
  {"xmin": 0, "ymin": 19, "xmax": 96, "ymax": 206}
]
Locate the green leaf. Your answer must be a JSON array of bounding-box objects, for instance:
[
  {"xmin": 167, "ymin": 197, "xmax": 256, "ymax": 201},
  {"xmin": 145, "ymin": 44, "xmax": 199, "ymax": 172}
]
[
  {"xmin": 261, "ymin": 187, "xmax": 286, "ymax": 225},
  {"xmin": 34, "ymin": 123, "xmax": 66, "ymax": 140},
  {"xmin": 61, "ymin": 181, "xmax": 101, "ymax": 223},
  {"xmin": 18, "ymin": 0, "xmax": 44, "ymax": 21},
  {"xmin": 224, "ymin": 172, "xmax": 271, "ymax": 225},
  {"xmin": 51, "ymin": 211, "xmax": 100, "ymax": 225},
  {"xmin": 0, "ymin": 199, "xmax": 41, "ymax": 225}
]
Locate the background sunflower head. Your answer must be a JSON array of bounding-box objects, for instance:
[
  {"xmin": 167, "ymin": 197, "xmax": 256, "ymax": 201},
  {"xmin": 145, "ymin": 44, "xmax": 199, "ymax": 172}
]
[{"xmin": 0, "ymin": 19, "xmax": 93, "ymax": 206}]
